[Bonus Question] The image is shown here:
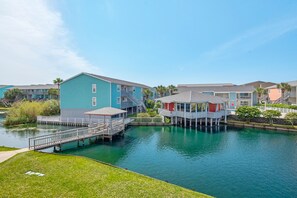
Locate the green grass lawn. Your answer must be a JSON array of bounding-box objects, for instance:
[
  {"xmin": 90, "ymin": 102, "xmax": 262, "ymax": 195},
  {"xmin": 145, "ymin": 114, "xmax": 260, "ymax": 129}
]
[
  {"xmin": 0, "ymin": 151, "xmax": 210, "ymax": 198},
  {"xmin": 0, "ymin": 146, "xmax": 19, "ymax": 151}
]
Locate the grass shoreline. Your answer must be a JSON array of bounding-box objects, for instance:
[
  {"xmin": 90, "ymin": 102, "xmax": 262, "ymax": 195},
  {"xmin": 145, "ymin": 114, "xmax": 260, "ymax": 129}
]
[
  {"xmin": 0, "ymin": 146, "xmax": 19, "ymax": 151},
  {"xmin": 227, "ymin": 120, "xmax": 297, "ymax": 132},
  {"xmin": 0, "ymin": 151, "xmax": 211, "ymax": 198}
]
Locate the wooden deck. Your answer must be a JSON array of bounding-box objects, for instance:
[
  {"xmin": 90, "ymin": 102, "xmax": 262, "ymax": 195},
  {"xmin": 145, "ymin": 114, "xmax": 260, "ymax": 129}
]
[{"xmin": 29, "ymin": 120, "xmax": 126, "ymax": 150}]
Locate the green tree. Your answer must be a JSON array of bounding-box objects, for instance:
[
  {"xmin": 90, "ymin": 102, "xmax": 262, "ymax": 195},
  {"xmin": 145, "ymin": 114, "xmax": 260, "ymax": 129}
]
[
  {"xmin": 235, "ymin": 106, "xmax": 261, "ymax": 122},
  {"xmin": 4, "ymin": 88, "xmax": 23, "ymax": 102},
  {"xmin": 167, "ymin": 85, "xmax": 177, "ymax": 95},
  {"xmin": 146, "ymin": 99, "xmax": 155, "ymax": 109},
  {"xmin": 255, "ymin": 87, "xmax": 265, "ymax": 104},
  {"xmin": 53, "ymin": 78, "xmax": 63, "ymax": 89},
  {"xmin": 48, "ymin": 88, "xmax": 59, "ymax": 99},
  {"xmin": 262, "ymin": 110, "xmax": 281, "ymax": 125},
  {"xmin": 143, "ymin": 88, "xmax": 153, "ymax": 100},
  {"xmin": 284, "ymin": 112, "xmax": 297, "ymax": 126},
  {"xmin": 155, "ymin": 85, "xmax": 167, "ymax": 97},
  {"xmin": 277, "ymin": 82, "xmax": 291, "ymax": 103}
]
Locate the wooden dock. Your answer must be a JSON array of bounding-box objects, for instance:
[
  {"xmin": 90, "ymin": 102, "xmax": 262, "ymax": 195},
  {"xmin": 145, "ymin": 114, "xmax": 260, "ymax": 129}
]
[{"xmin": 29, "ymin": 119, "xmax": 127, "ymax": 151}]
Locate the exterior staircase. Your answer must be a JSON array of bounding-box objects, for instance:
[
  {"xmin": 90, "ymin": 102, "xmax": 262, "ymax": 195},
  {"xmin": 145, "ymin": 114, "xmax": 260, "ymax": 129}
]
[
  {"xmin": 272, "ymin": 92, "xmax": 290, "ymax": 104},
  {"xmin": 0, "ymin": 99, "xmax": 11, "ymax": 107},
  {"xmin": 126, "ymin": 93, "xmax": 147, "ymax": 112}
]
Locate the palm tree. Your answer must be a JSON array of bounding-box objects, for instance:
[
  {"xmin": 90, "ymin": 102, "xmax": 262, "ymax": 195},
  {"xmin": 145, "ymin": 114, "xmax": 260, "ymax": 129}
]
[
  {"xmin": 155, "ymin": 85, "xmax": 167, "ymax": 97},
  {"xmin": 167, "ymin": 85, "xmax": 177, "ymax": 95},
  {"xmin": 277, "ymin": 82, "xmax": 291, "ymax": 103},
  {"xmin": 255, "ymin": 87, "xmax": 265, "ymax": 104},
  {"xmin": 143, "ymin": 88, "xmax": 153, "ymax": 100},
  {"xmin": 53, "ymin": 78, "xmax": 63, "ymax": 89}
]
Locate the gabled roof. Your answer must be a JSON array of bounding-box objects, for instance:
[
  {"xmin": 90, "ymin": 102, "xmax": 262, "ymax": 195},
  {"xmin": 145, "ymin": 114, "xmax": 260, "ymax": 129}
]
[
  {"xmin": 266, "ymin": 80, "xmax": 297, "ymax": 89},
  {"xmin": 242, "ymin": 81, "xmax": 276, "ymax": 88},
  {"xmin": 84, "ymin": 107, "xmax": 127, "ymax": 116},
  {"xmin": 177, "ymin": 85, "xmax": 254, "ymax": 93},
  {"xmin": 155, "ymin": 91, "xmax": 227, "ymax": 104},
  {"xmin": 63, "ymin": 72, "xmax": 150, "ymax": 88}
]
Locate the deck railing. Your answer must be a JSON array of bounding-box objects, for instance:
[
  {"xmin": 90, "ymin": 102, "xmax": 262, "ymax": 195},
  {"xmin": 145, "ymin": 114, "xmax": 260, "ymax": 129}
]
[{"xmin": 258, "ymin": 106, "xmax": 297, "ymax": 114}]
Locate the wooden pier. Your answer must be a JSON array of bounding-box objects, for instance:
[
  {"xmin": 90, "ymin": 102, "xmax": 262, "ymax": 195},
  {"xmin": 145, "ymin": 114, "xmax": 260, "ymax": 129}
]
[{"xmin": 29, "ymin": 119, "xmax": 126, "ymax": 151}]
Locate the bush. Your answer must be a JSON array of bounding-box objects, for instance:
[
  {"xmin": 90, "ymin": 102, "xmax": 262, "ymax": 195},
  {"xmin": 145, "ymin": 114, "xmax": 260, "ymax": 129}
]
[
  {"xmin": 258, "ymin": 103, "xmax": 297, "ymax": 110},
  {"xmin": 164, "ymin": 117, "xmax": 171, "ymax": 124},
  {"xmin": 236, "ymin": 106, "xmax": 261, "ymax": 122},
  {"xmin": 41, "ymin": 100, "xmax": 60, "ymax": 116},
  {"xmin": 4, "ymin": 100, "xmax": 60, "ymax": 126},
  {"xmin": 262, "ymin": 110, "xmax": 281, "ymax": 125},
  {"xmin": 285, "ymin": 112, "xmax": 297, "ymax": 126},
  {"xmin": 137, "ymin": 113, "xmax": 150, "ymax": 117}
]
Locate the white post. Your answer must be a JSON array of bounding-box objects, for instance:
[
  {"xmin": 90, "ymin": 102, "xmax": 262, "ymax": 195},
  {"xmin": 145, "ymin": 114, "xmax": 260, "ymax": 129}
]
[
  {"xmin": 189, "ymin": 103, "xmax": 192, "ymax": 127},
  {"xmin": 184, "ymin": 103, "xmax": 186, "ymax": 127},
  {"xmin": 195, "ymin": 103, "xmax": 197, "ymax": 128},
  {"xmin": 205, "ymin": 103, "xmax": 208, "ymax": 126}
]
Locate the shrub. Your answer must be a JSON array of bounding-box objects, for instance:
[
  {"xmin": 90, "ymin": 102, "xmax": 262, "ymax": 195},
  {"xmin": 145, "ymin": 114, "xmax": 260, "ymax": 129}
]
[
  {"xmin": 236, "ymin": 106, "xmax": 261, "ymax": 122},
  {"xmin": 137, "ymin": 113, "xmax": 150, "ymax": 117},
  {"xmin": 164, "ymin": 117, "xmax": 171, "ymax": 124},
  {"xmin": 257, "ymin": 103, "xmax": 297, "ymax": 110},
  {"xmin": 262, "ymin": 110, "xmax": 281, "ymax": 125},
  {"xmin": 41, "ymin": 100, "xmax": 60, "ymax": 116},
  {"xmin": 285, "ymin": 112, "xmax": 297, "ymax": 126},
  {"xmin": 4, "ymin": 100, "xmax": 60, "ymax": 126}
]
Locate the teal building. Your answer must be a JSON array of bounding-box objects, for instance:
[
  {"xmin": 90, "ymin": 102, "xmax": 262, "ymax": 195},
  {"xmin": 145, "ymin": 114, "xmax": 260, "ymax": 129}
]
[
  {"xmin": 0, "ymin": 85, "xmax": 13, "ymax": 99},
  {"xmin": 60, "ymin": 73, "xmax": 150, "ymax": 118}
]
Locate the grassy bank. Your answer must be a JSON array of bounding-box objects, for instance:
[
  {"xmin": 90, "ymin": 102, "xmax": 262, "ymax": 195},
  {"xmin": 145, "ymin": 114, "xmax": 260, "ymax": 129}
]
[
  {"xmin": 228, "ymin": 120, "xmax": 297, "ymax": 132},
  {"xmin": 0, "ymin": 146, "xmax": 18, "ymax": 151},
  {"xmin": 0, "ymin": 151, "xmax": 210, "ymax": 198}
]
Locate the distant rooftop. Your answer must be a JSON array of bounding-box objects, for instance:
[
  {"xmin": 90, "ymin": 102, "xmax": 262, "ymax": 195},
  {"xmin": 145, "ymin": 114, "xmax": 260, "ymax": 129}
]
[
  {"xmin": 242, "ymin": 81, "xmax": 276, "ymax": 88},
  {"xmin": 178, "ymin": 83, "xmax": 234, "ymax": 87},
  {"xmin": 177, "ymin": 84, "xmax": 254, "ymax": 93},
  {"xmin": 10, "ymin": 84, "xmax": 58, "ymax": 90}
]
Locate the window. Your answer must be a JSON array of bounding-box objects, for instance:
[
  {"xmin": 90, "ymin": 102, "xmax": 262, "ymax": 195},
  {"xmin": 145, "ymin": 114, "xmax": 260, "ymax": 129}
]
[
  {"xmin": 117, "ymin": 85, "xmax": 121, "ymax": 92},
  {"xmin": 240, "ymin": 101, "xmax": 249, "ymax": 106},
  {"xmin": 92, "ymin": 84, "xmax": 96, "ymax": 93},
  {"xmin": 117, "ymin": 97, "xmax": 121, "ymax": 104},
  {"xmin": 92, "ymin": 97, "xmax": 97, "ymax": 106}
]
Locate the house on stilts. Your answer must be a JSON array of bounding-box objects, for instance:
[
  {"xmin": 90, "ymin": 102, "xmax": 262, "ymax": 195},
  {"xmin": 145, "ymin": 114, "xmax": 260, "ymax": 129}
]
[{"xmin": 156, "ymin": 91, "xmax": 228, "ymax": 127}]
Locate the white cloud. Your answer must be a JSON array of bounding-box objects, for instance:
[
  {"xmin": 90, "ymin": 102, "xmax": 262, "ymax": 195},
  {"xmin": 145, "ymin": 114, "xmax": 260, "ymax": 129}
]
[
  {"xmin": 0, "ymin": 0, "xmax": 99, "ymax": 85},
  {"xmin": 200, "ymin": 17, "xmax": 297, "ymax": 62}
]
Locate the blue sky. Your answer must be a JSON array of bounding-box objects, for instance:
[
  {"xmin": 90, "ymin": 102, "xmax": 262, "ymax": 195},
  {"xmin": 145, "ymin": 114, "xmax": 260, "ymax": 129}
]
[{"xmin": 1, "ymin": 0, "xmax": 297, "ymax": 86}]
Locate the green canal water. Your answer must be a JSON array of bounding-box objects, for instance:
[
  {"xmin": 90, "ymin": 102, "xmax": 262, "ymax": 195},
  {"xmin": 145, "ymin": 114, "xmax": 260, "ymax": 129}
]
[{"xmin": 1, "ymin": 114, "xmax": 297, "ymax": 198}]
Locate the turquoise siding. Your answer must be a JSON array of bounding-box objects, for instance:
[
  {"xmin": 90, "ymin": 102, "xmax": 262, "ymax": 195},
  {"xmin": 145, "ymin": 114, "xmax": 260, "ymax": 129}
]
[
  {"xmin": 111, "ymin": 83, "xmax": 121, "ymax": 108},
  {"xmin": 229, "ymin": 92, "xmax": 237, "ymax": 109},
  {"xmin": 133, "ymin": 87, "xmax": 143, "ymax": 100},
  {"xmin": 0, "ymin": 86, "xmax": 13, "ymax": 99},
  {"xmin": 61, "ymin": 74, "xmax": 111, "ymax": 110}
]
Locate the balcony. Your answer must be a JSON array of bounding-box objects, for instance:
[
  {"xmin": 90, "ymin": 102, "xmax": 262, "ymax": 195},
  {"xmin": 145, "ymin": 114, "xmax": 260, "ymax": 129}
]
[
  {"xmin": 121, "ymin": 101, "xmax": 134, "ymax": 109},
  {"xmin": 158, "ymin": 108, "xmax": 224, "ymax": 119}
]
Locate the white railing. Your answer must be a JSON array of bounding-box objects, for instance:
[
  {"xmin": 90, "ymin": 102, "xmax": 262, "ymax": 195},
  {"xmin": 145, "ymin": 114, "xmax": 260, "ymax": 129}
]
[
  {"xmin": 37, "ymin": 116, "xmax": 127, "ymax": 126},
  {"xmin": 158, "ymin": 109, "xmax": 226, "ymax": 119},
  {"xmin": 258, "ymin": 106, "xmax": 297, "ymax": 114}
]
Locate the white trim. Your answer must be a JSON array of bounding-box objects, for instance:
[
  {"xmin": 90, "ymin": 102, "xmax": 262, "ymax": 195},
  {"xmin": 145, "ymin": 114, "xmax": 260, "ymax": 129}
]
[
  {"xmin": 92, "ymin": 84, "xmax": 96, "ymax": 93},
  {"xmin": 61, "ymin": 72, "xmax": 112, "ymax": 85}
]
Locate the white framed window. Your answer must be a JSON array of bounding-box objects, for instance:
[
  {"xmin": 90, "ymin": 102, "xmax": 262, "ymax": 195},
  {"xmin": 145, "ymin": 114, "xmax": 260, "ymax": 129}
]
[
  {"xmin": 117, "ymin": 97, "xmax": 121, "ymax": 104},
  {"xmin": 92, "ymin": 97, "xmax": 97, "ymax": 106},
  {"xmin": 117, "ymin": 85, "xmax": 121, "ymax": 92},
  {"xmin": 92, "ymin": 84, "xmax": 96, "ymax": 93}
]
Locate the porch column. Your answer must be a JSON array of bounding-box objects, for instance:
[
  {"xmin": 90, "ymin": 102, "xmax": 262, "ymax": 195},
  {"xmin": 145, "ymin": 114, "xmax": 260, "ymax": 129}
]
[
  {"xmin": 189, "ymin": 103, "xmax": 192, "ymax": 127},
  {"xmin": 224, "ymin": 102, "xmax": 227, "ymax": 123},
  {"xmin": 205, "ymin": 103, "xmax": 208, "ymax": 126},
  {"xmin": 195, "ymin": 103, "xmax": 198, "ymax": 128},
  {"xmin": 184, "ymin": 103, "xmax": 186, "ymax": 127}
]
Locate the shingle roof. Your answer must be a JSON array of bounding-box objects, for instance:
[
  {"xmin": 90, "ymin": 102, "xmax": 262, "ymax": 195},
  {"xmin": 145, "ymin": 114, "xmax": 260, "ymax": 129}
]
[
  {"xmin": 10, "ymin": 84, "xmax": 58, "ymax": 90},
  {"xmin": 84, "ymin": 107, "xmax": 127, "ymax": 116},
  {"xmin": 85, "ymin": 73, "xmax": 150, "ymax": 88},
  {"xmin": 242, "ymin": 81, "xmax": 276, "ymax": 88},
  {"xmin": 155, "ymin": 91, "xmax": 227, "ymax": 104},
  {"xmin": 177, "ymin": 85, "xmax": 255, "ymax": 93}
]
